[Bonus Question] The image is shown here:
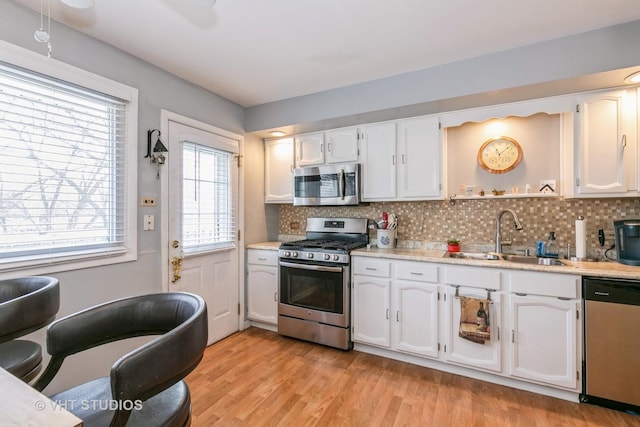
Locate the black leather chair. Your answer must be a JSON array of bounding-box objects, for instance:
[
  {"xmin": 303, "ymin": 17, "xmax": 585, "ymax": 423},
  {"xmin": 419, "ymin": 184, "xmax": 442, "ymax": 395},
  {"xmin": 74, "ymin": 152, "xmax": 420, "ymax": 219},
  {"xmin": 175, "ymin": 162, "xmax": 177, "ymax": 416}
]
[
  {"xmin": 33, "ymin": 292, "xmax": 208, "ymax": 427},
  {"xmin": 0, "ymin": 276, "xmax": 60, "ymax": 382}
]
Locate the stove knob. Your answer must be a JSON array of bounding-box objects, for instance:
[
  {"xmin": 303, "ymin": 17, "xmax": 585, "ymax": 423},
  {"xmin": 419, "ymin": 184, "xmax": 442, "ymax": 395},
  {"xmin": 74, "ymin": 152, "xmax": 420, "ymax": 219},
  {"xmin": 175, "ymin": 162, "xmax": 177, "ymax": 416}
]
[
  {"xmin": 323, "ymin": 253, "xmax": 330, "ymax": 261},
  {"xmin": 307, "ymin": 252, "xmax": 314, "ymax": 259},
  {"xmin": 333, "ymin": 254, "xmax": 340, "ymax": 261},
  {"xmin": 291, "ymin": 251, "xmax": 298, "ymax": 258},
  {"xmin": 284, "ymin": 251, "xmax": 291, "ymax": 257}
]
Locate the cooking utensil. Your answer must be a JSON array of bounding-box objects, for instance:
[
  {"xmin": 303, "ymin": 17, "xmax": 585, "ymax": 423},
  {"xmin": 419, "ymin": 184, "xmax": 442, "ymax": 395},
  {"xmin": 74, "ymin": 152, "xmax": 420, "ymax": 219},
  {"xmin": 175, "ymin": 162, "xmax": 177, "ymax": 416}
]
[{"xmin": 387, "ymin": 213, "xmax": 397, "ymax": 229}]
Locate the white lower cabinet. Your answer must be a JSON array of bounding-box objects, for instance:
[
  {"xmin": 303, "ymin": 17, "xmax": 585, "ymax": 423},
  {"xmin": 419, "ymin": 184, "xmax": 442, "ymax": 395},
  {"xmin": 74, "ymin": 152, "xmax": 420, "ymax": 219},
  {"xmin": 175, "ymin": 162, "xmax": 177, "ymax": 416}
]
[
  {"xmin": 353, "ymin": 256, "xmax": 583, "ymax": 397},
  {"xmin": 442, "ymin": 265, "xmax": 502, "ymax": 372},
  {"xmin": 246, "ymin": 249, "xmax": 279, "ymax": 325},
  {"xmin": 352, "ymin": 257, "xmax": 439, "ymax": 358},
  {"xmin": 507, "ymin": 271, "xmax": 581, "ymax": 390}
]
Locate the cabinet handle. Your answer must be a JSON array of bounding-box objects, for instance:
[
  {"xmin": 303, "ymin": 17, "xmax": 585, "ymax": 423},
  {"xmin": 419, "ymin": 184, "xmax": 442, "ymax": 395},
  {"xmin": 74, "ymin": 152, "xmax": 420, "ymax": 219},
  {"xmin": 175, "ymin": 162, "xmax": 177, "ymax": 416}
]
[
  {"xmin": 497, "ymin": 326, "xmax": 500, "ymax": 341},
  {"xmin": 401, "ymin": 154, "xmax": 406, "ymax": 164},
  {"xmin": 621, "ymin": 134, "xmax": 627, "ymax": 153},
  {"xmin": 410, "ymin": 272, "xmax": 423, "ymax": 276},
  {"xmin": 386, "ymin": 308, "xmax": 389, "ymax": 320},
  {"xmin": 274, "ymin": 292, "xmax": 278, "ymax": 302},
  {"xmin": 327, "ymin": 142, "xmax": 332, "ymax": 152},
  {"xmin": 365, "ymin": 267, "xmax": 377, "ymax": 271},
  {"xmin": 396, "ymin": 310, "xmax": 400, "ymax": 322},
  {"xmin": 258, "ymin": 257, "xmax": 267, "ymax": 261},
  {"xmin": 511, "ymin": 330, "xmax": 515, "ymax": 343},
  {"xmin": 392, "ymin": 155, "xmax": 396, "ymax": 165},
  {"xmin": 321, "ymin": 144, "xmax": 324, "ymax": 153}
]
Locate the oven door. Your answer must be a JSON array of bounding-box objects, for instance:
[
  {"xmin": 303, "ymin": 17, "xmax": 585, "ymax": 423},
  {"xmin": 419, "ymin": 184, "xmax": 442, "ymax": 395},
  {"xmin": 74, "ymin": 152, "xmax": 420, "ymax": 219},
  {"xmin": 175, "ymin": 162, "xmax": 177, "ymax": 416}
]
[{"xmin": 279, "ymin": 260, "xmax": 350, "ymax": 328}]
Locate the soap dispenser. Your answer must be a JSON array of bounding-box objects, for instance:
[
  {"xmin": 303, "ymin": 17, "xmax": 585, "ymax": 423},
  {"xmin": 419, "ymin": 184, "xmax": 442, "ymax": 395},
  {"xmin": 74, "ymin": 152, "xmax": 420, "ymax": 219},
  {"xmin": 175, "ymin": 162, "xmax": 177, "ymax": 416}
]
[{"xmin": 545, "ymin": 231, "xmax": 559, "ymax": 258}]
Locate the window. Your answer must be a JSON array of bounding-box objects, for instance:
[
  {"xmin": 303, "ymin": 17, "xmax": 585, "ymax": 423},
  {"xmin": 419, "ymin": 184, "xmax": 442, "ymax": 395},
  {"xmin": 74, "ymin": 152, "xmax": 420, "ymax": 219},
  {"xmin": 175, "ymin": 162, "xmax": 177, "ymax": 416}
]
[
  {"xmin": 0, "ymin": 41, "xmax": 138, "ymax": 275},
  {"xmin": 182, "ymin": 142, "xmax": 235, "ymax": 252}
]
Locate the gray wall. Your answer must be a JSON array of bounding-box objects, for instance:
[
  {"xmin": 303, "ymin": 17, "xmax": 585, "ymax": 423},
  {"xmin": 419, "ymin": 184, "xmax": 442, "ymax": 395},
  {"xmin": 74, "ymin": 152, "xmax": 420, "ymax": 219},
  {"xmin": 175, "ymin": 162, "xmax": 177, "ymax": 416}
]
[
  {"xmin": 0, "ymin": 1, "xmax": 268, "ymax": 392},
  {"xmin": 245, "ymin": 20, "xmax": 640, "ymax": 135}
]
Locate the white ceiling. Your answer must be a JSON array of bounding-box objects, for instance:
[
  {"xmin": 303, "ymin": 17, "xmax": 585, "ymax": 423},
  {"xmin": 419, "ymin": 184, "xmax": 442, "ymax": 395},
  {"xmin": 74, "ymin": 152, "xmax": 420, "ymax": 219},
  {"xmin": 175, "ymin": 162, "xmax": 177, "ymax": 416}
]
[{"xmin": 13, "ymin": 0, "xmax": 640, "ymax": 107}]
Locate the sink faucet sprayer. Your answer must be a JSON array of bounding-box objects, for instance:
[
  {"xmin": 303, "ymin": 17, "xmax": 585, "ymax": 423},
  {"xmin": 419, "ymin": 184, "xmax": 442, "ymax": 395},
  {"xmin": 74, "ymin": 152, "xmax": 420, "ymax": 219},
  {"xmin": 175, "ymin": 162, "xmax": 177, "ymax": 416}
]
[{"xmin": 495, "ymin": 209, "xmax": 524, "ymax": 253}]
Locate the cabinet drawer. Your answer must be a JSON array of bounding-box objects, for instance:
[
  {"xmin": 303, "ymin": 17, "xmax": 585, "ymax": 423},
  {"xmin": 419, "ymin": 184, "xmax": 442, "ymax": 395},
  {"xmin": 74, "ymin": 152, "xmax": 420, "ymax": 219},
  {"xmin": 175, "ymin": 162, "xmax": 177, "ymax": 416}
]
[
  {"xmin": 247, "ymin": 249, "xmax": 278, "ymax": 266},
  {"xmin": 445, "ymin": 265, "xmax": 501, "ymax": 290},
  {"xmin": 508, "ymin": 271, "xmax": 579, "ymax": 299},
  {"xmin": 395, "ymin": 261, "xmax": 439, "ymax": 283},
  {"xmin": 352, "ymin": 257, "xmax": 391, "ymax": 278}
]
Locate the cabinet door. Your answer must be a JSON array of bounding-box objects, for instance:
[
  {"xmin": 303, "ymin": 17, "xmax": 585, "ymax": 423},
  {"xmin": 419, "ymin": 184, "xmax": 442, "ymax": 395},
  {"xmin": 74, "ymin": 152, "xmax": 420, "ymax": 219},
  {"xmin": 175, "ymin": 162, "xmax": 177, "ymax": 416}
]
[
  {"xmin": 246, "ymin": 264, "xmax": 278, "ymax": 324},
  {"xmin": 444, "ymin": 286, "xmax": 502, "ymax": 373},
  {"xmin": 576, "ymin": 90, "xmax": 637, "ymax": 194},
  {"xmin": 352, "ymin": 275, "xmax": 391, "ymax": 347},
  {"xmin": 397, "ymin": 116, "xmax": 442, "ymax": 199},
  {"xmin": 325, "ymin": 127, "xmax": 359, "ymax": 164},
  {"xmin": 294, "ymin": 133, "xmax": 325, "ymax": 167},
  {"xmin": 510, "ymin": 294, "xmax": 578, "ymax": 389},
  {"xmin": 392, "ymin": 280, "xmax": 439, "ymax": 358},
  {"xmin": 360, "ymin": 122, "xmax": 397, "ymax": 201},
  {"xmin": 264, "ymin": 138, "xmax": 293, "ymax": 203}
]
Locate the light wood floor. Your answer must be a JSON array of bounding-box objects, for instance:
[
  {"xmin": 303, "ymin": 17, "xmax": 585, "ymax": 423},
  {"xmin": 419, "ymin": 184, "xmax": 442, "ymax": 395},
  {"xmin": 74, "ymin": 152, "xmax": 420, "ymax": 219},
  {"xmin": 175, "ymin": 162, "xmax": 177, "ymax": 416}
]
[{"xmin": 186, "ymin": 327, "xmax": 639, "ymax": 426}]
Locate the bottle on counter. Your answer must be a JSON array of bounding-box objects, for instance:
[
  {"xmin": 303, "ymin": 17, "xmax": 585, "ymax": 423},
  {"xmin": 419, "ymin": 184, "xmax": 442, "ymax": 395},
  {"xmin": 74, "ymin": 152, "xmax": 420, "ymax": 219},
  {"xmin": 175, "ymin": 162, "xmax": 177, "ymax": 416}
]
[
  {"xmin": 476, "ymin": 302, "xmax": 488, "ymax": 331},
  {"xmin": 545, "ymin": 231, "xmax": 559, "ymax": 258}
]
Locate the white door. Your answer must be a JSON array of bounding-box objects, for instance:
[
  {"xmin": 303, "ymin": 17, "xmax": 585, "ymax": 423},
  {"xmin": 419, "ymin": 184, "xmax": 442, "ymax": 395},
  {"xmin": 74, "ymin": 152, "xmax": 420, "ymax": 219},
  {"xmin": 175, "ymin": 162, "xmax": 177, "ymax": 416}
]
[
  {"xmin": 352, "ymin": 275, "xmax": 391, "ymax": 347},
  {"xmin": 168, "ymin": 120, "xmax": 240, "ymax": 345},
  {"xmin": 444, "ymin": 286, "xmax": 502, "ymax": 373},
  {"xmin": 510, "ymin": 294, "xmax": 577, "ymax": 389},
  {"xmin": 393, "ymin": 281, "xmax": 439, "ymax": 358},
  {"xmin": 325, "ymin": 127, "xmax": 359, "ymax": 164}
]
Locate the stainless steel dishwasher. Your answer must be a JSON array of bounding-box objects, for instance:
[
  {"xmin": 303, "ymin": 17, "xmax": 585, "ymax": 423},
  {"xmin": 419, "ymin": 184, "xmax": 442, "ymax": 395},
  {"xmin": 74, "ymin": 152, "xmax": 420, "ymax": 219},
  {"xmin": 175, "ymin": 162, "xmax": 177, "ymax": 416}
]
[{"xmin": 582, "ymin": 277, "xmax": 640, "ymax": 412}]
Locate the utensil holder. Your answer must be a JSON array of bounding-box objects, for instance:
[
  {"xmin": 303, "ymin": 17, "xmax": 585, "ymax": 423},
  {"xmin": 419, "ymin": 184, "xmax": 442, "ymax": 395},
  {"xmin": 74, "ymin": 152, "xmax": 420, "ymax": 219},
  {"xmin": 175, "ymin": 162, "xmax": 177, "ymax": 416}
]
[{"xmin": 377, "ymin": 229, "xmax": 396, "ymax": 249}]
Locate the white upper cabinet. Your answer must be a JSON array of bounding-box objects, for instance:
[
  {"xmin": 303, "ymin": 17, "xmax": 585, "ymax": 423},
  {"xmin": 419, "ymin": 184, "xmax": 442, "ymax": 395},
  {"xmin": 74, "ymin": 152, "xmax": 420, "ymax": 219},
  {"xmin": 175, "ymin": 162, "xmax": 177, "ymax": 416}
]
[
  {"xmin": 264, "ymin": 138, "xmax": 293, "ymax": 203},
  {"xmin": 361, "ymin": 116, "xmax": 442, "ymax": 201},
  {"xmin": 294, "ymin": 132, "xmax": 325, "ymax": 167},
  {"xmin": 573, "ymin": 89, "xmax": 638, "ymax": 196},
  {"xmin": 325, "ymin": 127, "xmax": 360, "ymax": 164},
  {"xmin": 294, "ymin": 128, "xmax": 359, "ymax": 167},
  {"xmin": 397, "ymin": 115, "xmax": 441, "ymax": 199},
  {"xmin": 360, "ymin": 122, "xmax": 397, "ymax": 200}
]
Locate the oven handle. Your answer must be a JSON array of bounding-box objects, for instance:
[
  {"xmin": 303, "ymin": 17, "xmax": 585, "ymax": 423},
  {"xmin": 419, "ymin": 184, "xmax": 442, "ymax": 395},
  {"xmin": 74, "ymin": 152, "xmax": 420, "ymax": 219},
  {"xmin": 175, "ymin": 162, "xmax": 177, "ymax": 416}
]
[{"xmin": 279, "ymin": 260, "xmax": 343, "ymax": 273}]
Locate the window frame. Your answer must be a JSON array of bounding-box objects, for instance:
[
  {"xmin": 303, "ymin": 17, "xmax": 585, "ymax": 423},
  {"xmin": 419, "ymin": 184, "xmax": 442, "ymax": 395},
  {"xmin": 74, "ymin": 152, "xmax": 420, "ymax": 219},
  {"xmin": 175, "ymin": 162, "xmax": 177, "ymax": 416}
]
[{"xmin": 0, "ymin": 40, "xmax": 138, "ymax": 278}]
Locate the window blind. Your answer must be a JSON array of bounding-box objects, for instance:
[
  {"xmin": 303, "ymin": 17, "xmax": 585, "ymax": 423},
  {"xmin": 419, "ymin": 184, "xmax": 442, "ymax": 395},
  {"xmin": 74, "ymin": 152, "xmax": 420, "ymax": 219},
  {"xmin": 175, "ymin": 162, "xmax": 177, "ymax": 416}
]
[
  {"xmin": 0, "ymin": 62, "xmax": 128, "ymax": 261},
  {"xmin": 182, "ymin": 142, "xmax": 236, "ymax": 252}
]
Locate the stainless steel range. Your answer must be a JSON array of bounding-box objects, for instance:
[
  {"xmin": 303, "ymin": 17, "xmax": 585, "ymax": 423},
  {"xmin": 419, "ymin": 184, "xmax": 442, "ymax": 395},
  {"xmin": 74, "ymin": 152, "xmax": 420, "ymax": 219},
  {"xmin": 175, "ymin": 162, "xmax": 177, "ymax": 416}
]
[{"xmin": 278, "ymin": 217, "xmax": 369, "ymax": 350}]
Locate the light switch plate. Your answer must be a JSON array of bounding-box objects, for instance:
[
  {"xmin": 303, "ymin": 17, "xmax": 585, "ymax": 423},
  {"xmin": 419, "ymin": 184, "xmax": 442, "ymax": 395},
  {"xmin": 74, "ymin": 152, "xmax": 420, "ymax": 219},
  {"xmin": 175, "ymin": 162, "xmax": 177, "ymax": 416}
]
[{"xmin": 143, "ymin": 214, "xmax": 155, "ymax": 231}]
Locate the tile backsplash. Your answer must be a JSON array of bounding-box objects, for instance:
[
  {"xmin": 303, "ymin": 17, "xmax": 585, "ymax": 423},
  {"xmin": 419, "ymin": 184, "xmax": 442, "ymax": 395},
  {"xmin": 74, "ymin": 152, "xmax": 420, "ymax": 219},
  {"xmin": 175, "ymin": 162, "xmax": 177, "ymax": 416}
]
[{"xmin": 279, "ymin": 197, "xmax": 640, "ymax": 259}]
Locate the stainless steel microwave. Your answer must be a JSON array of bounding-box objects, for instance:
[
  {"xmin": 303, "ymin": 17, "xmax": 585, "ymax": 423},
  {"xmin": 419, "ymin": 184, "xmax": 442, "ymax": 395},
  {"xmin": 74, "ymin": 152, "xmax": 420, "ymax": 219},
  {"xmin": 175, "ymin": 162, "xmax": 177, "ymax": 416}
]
[{"xmin": 293, "ymin": 163, "xmax": 360, "ymax": 206}]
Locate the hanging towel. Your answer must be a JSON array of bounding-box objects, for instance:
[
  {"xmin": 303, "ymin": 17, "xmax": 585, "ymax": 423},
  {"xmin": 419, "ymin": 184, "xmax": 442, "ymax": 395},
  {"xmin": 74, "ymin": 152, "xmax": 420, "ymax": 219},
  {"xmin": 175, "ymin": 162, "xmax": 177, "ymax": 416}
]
[{"xmin": 458, "ymin": 296, "xmax": 491, "ymax": 344}]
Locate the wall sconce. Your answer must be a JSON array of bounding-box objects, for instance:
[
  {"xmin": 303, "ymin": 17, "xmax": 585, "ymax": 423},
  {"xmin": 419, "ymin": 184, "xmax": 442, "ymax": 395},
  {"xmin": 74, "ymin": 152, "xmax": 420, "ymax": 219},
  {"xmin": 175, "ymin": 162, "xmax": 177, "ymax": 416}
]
[{"xmin": 146, "ymin": 129, "xmax": 168, "ymax": 179}]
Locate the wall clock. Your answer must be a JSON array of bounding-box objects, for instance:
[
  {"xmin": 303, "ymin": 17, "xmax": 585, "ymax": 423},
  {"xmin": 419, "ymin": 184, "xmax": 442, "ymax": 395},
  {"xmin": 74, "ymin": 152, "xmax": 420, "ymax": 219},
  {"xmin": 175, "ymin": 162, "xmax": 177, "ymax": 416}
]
[{"xmin": 477, "ymin": 136, "xmax": 523, "ymax": 174}]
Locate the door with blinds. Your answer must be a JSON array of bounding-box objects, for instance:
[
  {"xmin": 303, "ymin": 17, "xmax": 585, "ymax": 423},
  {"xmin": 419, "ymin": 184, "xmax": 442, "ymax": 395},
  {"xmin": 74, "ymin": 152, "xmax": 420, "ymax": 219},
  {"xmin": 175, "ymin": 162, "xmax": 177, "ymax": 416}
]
[{"xmin": 168, "ymin": 120, "xmax": 240, "ymax": 345}]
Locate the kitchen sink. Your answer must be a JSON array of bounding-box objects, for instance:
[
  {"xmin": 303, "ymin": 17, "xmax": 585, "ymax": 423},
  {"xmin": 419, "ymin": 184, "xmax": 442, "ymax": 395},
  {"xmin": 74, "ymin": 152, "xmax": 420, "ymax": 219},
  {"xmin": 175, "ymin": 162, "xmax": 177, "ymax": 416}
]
[
  {"xmin": 502, "ymin": 255, "xmax": 565, "ymax": 266},
  {"xmin": 444, "ymin": 252, "xmax": 566, "ymax": 266},
  {"xmin": 444, "ymin": 251, "xmax": 501, "ymax": 261}
]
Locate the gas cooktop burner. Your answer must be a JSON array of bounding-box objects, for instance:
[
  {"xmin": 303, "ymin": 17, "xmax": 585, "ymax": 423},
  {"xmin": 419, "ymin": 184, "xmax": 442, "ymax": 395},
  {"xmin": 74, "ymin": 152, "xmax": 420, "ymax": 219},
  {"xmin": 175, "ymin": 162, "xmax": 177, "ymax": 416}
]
[
  {"xmin": 280, "ymin": 239, "xmax": 368, "ymax": 252},
  {"xmin": 278, "ymin": 217, "xmax": 369, "ymax": 265}
]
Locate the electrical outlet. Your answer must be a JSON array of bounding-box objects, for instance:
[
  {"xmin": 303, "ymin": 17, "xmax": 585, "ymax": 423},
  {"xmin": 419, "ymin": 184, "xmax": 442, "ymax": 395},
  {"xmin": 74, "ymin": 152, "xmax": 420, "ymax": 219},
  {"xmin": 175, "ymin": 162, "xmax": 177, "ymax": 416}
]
[
  {"xmin": 143, "ymin": 214, "xmax": 155, "ymax": 231},
  {"xmin": 141, "ymin": 197, "xmax": 156, "ymax": 207},
  {"xmin": 290, "ymin": 221, "xmax": 300, "ymax": 230}
]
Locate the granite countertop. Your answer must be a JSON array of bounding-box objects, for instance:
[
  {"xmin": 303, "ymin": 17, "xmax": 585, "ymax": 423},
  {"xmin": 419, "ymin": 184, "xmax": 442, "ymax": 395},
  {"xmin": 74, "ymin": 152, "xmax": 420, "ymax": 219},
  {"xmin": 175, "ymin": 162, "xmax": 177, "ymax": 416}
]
[
  {"xmin": 352, "ymin": 247, "xmax": 640, "ymax": 280},
  {"xmin": 244, "ymin": 242, "xmax": 640, "ymax": 280},
  {"xmin": 246, "ymin": 241, "xmax": 281, "ymax": 251}
]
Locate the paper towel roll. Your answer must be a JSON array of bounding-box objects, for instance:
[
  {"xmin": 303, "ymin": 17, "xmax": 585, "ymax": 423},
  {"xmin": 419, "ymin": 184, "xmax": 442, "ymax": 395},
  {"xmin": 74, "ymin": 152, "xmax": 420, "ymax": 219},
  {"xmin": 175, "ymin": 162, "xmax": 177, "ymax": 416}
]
[{"xmin": 575, "ymin": 217, "xmax": 587, "ymax": 259}]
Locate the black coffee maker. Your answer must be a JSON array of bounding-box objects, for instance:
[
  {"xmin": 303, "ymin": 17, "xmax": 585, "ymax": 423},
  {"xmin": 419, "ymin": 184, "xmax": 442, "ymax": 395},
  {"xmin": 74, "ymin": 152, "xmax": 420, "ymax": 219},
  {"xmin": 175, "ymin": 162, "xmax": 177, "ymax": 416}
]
[{"xmin": 614, "ymin": 219, "xmax": 640, "ymax": 266}]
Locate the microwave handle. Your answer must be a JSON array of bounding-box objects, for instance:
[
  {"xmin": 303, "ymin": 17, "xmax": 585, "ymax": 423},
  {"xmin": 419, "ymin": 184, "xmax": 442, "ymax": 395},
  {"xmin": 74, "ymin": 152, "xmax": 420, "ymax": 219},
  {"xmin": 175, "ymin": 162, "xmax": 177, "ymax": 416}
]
[{"xmin": 339, "ymin": 168, "xmax": 345, "ymax": 200}]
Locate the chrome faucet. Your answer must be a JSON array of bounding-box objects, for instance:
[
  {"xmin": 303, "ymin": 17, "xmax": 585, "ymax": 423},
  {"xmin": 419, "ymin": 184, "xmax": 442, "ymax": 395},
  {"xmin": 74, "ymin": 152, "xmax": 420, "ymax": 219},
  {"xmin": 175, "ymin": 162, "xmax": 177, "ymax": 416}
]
[{"xmin": 495, "ymin": 209, "xmax": 524, "ymax": 253}]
